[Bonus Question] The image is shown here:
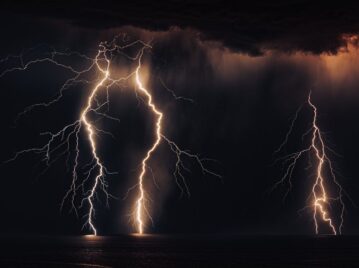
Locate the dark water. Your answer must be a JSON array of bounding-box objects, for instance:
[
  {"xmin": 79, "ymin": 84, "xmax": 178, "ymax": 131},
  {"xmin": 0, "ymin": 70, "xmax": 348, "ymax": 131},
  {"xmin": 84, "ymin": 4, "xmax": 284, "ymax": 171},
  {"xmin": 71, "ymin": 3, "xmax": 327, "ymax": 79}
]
[{"xmin": 0, "ymin": 234, "xmax": 358, "ymax": 267}]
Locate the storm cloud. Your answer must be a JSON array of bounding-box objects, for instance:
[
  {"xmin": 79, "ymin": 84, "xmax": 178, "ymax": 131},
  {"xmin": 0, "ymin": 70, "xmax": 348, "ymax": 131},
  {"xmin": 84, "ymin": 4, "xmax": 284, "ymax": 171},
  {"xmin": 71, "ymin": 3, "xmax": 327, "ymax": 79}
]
[{"xmin": 3, "ymin": 0, "xmax": 359, "ymax": 55}]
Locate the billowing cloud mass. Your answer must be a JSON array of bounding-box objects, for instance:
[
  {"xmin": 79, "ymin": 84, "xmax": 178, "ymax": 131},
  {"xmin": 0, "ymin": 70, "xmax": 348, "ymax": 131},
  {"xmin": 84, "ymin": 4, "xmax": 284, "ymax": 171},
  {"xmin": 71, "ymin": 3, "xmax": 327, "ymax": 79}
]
[{"xmin": 3, "ymin": 0, "xmax": 359, "ymax": 55}]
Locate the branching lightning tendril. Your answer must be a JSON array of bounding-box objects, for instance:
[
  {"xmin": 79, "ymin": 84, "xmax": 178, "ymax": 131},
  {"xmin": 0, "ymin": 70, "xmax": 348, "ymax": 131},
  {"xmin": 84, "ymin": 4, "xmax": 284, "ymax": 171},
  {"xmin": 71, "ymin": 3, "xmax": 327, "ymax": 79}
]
[
  {"xmin": 1, "ymin": 35, "xmax": 221, "ymax": 235},
  {"xmin": 273, "ymin": 91, "xmax": 345, "ymax": 235}
]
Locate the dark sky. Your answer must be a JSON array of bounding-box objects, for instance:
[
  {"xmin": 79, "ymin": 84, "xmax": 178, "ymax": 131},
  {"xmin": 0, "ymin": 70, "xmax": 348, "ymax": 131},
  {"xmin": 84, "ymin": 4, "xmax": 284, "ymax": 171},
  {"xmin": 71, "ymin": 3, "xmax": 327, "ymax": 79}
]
[{"xmin": 1, "ymin": 1, "xmax": 359, "ymax": 235}]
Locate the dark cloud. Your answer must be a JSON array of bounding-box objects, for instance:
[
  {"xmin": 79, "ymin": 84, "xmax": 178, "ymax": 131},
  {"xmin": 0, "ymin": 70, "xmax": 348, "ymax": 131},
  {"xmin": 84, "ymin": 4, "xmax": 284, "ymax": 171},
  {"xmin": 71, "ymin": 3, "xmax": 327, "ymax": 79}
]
[
  {"xmin": 2, "ymin": 2, "xmax": 359, "ymax": 235},
  {"xmin": 3, "ymin": 0, "xmax": 359, "ymax": 55}
]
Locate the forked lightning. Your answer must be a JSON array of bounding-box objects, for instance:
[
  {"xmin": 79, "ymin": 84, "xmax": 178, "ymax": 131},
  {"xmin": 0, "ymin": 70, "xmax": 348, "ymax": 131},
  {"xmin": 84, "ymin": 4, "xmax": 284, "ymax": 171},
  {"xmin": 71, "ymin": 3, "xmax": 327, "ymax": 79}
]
[
  {"xmin": 274, "ymin": 91, "xmax": 345, "ymax": 235},
  {"xmin": 1, "ymin": 36, "xmax": 220, "ymax": 235}
]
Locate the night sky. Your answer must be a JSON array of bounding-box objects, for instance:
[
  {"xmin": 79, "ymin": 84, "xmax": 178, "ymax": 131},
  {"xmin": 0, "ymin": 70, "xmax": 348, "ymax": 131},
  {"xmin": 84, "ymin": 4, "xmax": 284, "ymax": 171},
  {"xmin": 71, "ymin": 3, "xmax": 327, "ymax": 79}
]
[{"xmin": 2, "ymin": 1, "xmax": 359, "ymax": 236}]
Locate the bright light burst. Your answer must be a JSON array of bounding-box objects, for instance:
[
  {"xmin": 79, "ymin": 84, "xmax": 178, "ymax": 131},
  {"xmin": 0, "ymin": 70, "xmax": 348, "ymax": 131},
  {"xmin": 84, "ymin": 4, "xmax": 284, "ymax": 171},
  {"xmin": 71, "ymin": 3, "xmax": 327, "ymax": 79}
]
[
  {"xmin": 273, "ymin": 91, "xmax": 345, "ymax": 235},
  {"xmin": 1, "ymin": 35, "xmax": 221, "ymax": 235}
]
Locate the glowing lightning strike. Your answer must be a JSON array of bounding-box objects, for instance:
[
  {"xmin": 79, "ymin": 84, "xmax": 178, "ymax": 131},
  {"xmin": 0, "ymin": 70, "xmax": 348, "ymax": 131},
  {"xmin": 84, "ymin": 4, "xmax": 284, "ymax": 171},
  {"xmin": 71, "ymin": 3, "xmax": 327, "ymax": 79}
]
[
  {"xmin": 1, "ymin": 35, "xmax": 221, "ymax": 235},
  {"xmin": 79, "ymin": 50, "xmax": 110, "ymax": 235},
  {"xmin": 273, "ymin": 91, "xmax": 345, "ymax": 235},
  {"xmin": 2, "ymin": 43, "xmax": 118, "ymax": 235},
  {"xmin": 132, "ymin": 48, "xmax": 221, "ymax": 234},
  {"xmin": 133, "ymin": 48, "xmax": 162, "ymax": 235}
]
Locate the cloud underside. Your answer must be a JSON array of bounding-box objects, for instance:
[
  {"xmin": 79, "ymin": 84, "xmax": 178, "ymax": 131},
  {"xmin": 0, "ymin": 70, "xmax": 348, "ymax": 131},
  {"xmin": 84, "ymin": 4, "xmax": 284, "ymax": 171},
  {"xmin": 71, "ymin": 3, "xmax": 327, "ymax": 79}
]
[{"xmin": 4, "ymin": 0, "xmax": 359, "ymax": 55}]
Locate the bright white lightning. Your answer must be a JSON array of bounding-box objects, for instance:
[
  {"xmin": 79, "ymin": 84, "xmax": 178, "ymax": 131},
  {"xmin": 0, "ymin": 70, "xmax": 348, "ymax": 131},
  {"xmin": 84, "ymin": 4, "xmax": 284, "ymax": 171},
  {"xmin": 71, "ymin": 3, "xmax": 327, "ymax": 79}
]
[
  {"xmin": 79, "ymin": 52, "xmax": 110, "ymax": 235},
  {"xmin": 131, "ymin": 47, "xmax": 221, "ymax": 234},
  {"xmin": 133, "ymin": 48, "xmax": 162, "ymax": 235},
  {"xmin": 1, "ymin": 35, "xmax": 221, "ymax": 235},
  {"xmin": 273, "ymin": 91, "xmax": 345, "ymax": 235}
]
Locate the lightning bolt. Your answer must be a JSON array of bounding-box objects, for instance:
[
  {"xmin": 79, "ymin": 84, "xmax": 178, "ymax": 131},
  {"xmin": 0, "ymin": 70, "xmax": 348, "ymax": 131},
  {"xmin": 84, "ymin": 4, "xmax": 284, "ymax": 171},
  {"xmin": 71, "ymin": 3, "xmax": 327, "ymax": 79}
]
[
  {"xmin": 273, "ymin": 91, "xmax": 345, "ymax": 235},
  {"xmin": 1, "ymin": 35, "xmax": 220, "ymax": 235},
  {"xmin": 2, "ymin": 42, "xmax": 120, "ymax": 235},
  {"xmin": 78, "ymin": 48, "xmax": 110, "ymax": 235},
  {"xmin": 133, "ymin": 48, "xmax": 161, "ymax": 235},
  {"xmin": 131, "ymin": 47, "xmax": 221, "ymax": 234}
]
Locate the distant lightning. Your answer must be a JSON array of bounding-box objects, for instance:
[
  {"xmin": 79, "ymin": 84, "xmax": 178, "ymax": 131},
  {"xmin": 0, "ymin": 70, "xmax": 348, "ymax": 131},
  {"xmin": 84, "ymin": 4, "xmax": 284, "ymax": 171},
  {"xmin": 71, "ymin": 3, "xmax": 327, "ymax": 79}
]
[
  {"xmin": 273, "ymin": 91, "xmax": 345, "ymax": 235},
  {"xmin": 1, "ymin": 35, "xmax": 220, "ymax": 235}
]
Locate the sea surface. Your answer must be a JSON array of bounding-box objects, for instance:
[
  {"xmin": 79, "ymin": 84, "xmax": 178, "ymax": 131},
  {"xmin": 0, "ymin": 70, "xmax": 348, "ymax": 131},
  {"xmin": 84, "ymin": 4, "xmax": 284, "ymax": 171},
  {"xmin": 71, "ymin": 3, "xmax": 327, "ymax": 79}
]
[{"xmin": 0, "ymin": 234, "xmax": 358, "ymax": 267}]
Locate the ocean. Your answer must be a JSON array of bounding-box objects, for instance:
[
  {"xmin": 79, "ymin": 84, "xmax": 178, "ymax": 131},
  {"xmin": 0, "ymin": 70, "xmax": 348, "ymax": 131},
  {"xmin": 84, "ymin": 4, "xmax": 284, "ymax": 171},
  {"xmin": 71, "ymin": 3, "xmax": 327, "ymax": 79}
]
[{"xmin": 0, "ymin": 234, "xmax": 358, "ymax": 267}]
